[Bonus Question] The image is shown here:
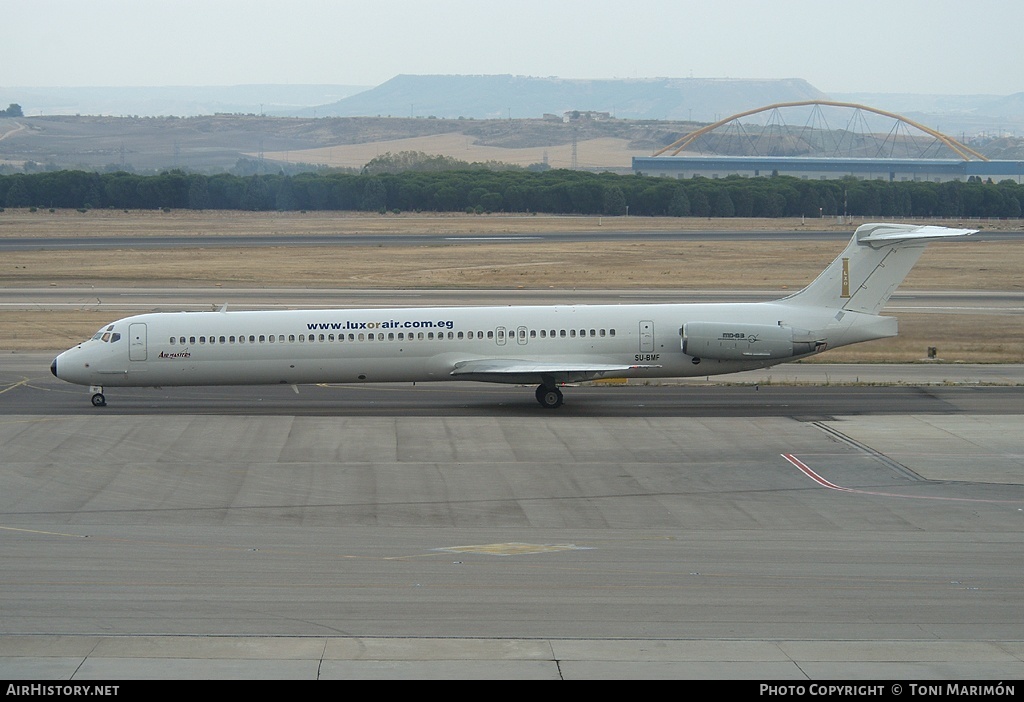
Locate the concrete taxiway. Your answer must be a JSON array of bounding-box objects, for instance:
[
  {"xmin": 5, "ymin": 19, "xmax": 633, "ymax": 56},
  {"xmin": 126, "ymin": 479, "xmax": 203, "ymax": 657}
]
[{"xmin": 1, "ymin": 353, "xmax": 1023, "ymax": 679}]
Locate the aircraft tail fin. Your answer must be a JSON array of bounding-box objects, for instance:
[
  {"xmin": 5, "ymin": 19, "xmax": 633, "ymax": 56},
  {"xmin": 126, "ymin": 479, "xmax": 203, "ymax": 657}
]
[{"xmin": 779, "ymin": 223, "xmax": 976, "ymax": 314}]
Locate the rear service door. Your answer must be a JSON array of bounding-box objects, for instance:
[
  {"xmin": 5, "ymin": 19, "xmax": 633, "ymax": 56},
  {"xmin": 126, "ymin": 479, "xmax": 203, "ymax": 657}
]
[{"xmin": 639, "ymin": 320, "xmax": 654, "ymax": 353}]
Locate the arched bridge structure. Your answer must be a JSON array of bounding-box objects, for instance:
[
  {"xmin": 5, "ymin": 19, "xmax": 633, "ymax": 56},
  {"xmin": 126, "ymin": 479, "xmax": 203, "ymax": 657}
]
[{"xmin": 652, "ymin": 100, "xmax": 988, "ymax": 162}]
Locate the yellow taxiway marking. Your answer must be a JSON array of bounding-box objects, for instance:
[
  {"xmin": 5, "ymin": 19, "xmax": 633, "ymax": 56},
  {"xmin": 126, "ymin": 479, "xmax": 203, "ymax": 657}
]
[
  {"xmin": 0, "ymin": 526, "xmax": 88, "ymax": 538},
  {"xmin": 0, "ymin": 378, "xmax": 31, "ymax": 395},
  {"xmin": 435, "ymin": 542, "xmax": 591, "ymax": 556}
]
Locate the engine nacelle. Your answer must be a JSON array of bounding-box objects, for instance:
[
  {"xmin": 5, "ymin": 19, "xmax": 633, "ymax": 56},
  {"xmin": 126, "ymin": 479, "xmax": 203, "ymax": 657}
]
[{"xmin": 682, "ymin": 322, "xmax": 823, "ymax": 360}]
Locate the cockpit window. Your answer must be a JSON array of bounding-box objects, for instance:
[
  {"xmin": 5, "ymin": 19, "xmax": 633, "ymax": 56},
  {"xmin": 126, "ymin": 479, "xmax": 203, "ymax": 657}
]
[{"xmin": 92, "ymin": 326, "xmax": 121, "ymax": 343}]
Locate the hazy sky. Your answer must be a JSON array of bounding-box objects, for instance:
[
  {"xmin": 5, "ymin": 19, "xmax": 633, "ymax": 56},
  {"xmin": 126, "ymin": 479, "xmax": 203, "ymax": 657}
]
[{"xmin": 4, "ymin": 0, "xmax": 1021, "ymax": 95}]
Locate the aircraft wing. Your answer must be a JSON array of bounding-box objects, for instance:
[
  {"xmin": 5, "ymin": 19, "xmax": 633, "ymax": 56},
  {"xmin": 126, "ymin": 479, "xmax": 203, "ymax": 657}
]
[{"xmin": 450, "ymin": 358, "xmax": 660, "ymax": 382}]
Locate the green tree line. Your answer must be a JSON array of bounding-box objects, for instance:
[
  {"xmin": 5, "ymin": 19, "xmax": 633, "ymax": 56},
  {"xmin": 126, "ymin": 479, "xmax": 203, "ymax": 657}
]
[{"xmin": 1, "ymin": 168, "xmax": 1022, "ymax": 218}]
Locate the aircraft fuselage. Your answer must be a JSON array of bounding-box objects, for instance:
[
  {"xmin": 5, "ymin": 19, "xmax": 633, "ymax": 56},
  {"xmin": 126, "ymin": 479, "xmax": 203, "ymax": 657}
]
[{"xmin": 55, "ymin": 302, "xmax": 843, "ymax": 388}]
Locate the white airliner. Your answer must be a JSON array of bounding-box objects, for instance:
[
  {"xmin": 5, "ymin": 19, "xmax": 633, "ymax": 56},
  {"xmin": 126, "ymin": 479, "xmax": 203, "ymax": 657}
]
[{"xmin": 52, "ymin": 222, "xmax": 975, "ymax": 409}]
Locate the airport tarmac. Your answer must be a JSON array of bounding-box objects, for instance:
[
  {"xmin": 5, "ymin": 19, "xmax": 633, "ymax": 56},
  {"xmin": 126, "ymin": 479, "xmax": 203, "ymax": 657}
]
[{"xmin": 1, "ymin": 353, "xmax": 1023, "ymax": 679}]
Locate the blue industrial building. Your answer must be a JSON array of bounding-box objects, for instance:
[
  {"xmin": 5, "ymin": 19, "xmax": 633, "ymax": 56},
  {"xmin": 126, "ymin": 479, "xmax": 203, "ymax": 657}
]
[{"xmin": 632, "ymin": 156, "xmax": 1024, "ymax": 183}]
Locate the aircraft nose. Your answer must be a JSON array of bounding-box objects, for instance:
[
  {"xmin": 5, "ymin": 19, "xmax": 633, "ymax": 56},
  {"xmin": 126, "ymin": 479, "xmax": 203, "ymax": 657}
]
[{"xmin": 51, "ymin": 357, "xmax": 58, "ymax": 377}]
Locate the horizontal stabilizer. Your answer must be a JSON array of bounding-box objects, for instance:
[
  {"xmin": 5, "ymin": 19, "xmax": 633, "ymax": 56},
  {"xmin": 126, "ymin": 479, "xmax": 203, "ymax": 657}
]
[{"xmin": 856, "ymin": 223, "xmax": 977, "ymax": 244}]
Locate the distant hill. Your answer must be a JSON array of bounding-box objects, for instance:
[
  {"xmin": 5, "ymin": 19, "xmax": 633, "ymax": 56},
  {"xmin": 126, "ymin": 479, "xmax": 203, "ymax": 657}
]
[
  {"xmin": 0, "ymin": 114, "xmax": 704, "ymax": 173},
  {"xmin": 833, "ymin": 92, "xmax": 1024, "ymax": 136},
  {"xmin": 3, "ymin": 76, "xmax": 1022, "ymax": 174},
  {"xmin": 4, "ymin": 76, "xmax": 1020, "ymax": 135},
  {"xmin": 0, "ymin": 85, "xmax": 369, "ymax": 118},
  {"xmin": 304, "ymin": 74, "xmax": 829, "ymax": 121}
]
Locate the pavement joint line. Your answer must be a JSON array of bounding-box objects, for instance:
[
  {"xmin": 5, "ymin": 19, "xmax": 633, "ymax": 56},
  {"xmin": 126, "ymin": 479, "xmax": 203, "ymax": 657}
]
[{"xmin": 811, "ymin": 420, "xmax": 925, "ymax": 481}]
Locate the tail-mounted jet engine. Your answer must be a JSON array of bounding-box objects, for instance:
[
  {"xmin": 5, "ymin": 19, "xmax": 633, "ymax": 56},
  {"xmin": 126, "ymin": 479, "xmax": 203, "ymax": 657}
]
[{"xmin": 681, "ymin": 321, "xmax": 825, "ymax": 361}]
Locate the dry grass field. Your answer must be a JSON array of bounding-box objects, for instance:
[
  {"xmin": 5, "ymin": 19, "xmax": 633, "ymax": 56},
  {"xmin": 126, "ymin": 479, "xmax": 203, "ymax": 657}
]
[
  {"xmin": 262, "ymin": 134, "xmax": 644, "ymax": 170},
  {"xmin": 1, "ymin": 209, "xmax": 1021, "ymax": 361}
]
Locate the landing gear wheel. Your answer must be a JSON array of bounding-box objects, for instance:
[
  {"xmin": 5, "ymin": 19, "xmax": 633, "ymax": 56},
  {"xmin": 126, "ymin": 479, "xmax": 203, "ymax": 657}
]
[
  {"xmin": 535, "ymin": 384, "xmax": 563, "ymax": 409},
  {"xmin": 91, "ymin": 393, "xmax": 107, "ymax": 407}
]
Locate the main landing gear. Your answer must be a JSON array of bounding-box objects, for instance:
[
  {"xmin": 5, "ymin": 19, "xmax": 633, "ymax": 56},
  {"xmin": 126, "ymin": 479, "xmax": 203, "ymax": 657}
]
[
  {"xmin": 535, "ymin": 384, "xmax": 563, "ymax": 409},
  {"xmin": 90, "ymin": 385, "xmax": 106, "ymax": 407}
]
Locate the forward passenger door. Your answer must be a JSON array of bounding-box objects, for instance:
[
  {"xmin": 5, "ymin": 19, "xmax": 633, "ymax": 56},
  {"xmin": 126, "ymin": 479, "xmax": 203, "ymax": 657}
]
[{"xmin": 128, "ymin": 323, "xmax": 147, "ymax": 361}]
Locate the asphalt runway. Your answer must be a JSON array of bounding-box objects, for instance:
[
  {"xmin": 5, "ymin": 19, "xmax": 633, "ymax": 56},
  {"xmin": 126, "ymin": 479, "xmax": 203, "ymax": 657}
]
[
  {"xmin": 1, "ymin": 228, "xmax": 1021, "ymax": 251},
  {"xmin": 2, "ymin": 353, "xmax": 1023, "ymax": 679},
  {"xmin": 0, "ymin": 229, "xmax": 853, "ymax": 251},
  {"xmin": 5, "ymin": 286, "xmax": 1023, "ymax": 315}
]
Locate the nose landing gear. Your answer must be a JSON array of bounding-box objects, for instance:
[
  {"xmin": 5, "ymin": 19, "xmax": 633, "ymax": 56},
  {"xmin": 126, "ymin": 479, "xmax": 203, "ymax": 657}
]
[{"xmin": 90, "ymin": 385, "xmax": 106, "ymax": 407}]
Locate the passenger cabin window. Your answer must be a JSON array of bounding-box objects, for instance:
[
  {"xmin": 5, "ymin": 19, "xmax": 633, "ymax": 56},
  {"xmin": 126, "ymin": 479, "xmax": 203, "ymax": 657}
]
[{"xmin": 151, "ymin": 327, "xmax": 614, "ymax": 349}]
